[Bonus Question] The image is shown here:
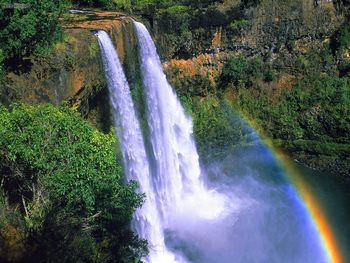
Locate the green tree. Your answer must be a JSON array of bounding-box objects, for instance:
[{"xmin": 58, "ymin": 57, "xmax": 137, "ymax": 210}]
[
  {"xmin": 221, "ymin": 56, "xmax": 268, "ymax": 87},
  {"xmin": 72, "ymin": 0, "xmax": 113, "ymax": 8},
  {"xmin": 331, "ymin": 24, "xmax": 350, "ymax": 54},
  {"xmin": 0, "ymin": 48, "xmax": 4, "ymax": 82},
  {"xmin": 241, "ymin": 0, "xmax": 260, "ymax": 7},
  {"xmin": 0, "ymin": 0, "xmax": 65, "ymax": 61},
  {"xmin": 182, "ymin": 96, "xmax": 243, "ymax": 160},
  {"xmin": 0, "ymin": 104, "xmax": 146, "ymax": 262}
]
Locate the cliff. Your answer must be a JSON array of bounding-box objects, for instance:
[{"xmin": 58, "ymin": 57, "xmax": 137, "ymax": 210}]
[
  {"xmin": 156, "ymin": 0, "xmax": 347, "ymax": 95},
  {"xmin": 5, "ymin": 10, "xmax": 139, "ymax": 131},
  {"xmin": 153, "ymin": 0, "xmax": 345, "ymax": 61},
  {"xmin": 2, "ymin": 1, "xmax": 349, "ymax": 176},
  {"xmin": 156, "ymin": 0, "xmax": 350, "ymax": 176}
]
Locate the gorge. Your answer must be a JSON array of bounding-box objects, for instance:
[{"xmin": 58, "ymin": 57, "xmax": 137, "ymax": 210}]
[
  {"xmin": 0, "ymin": 1, "xmax": 349, "ymax": 263},
  {"xmin": 96, "ymin": 21, "xmax": 346, "ymax": 263}
]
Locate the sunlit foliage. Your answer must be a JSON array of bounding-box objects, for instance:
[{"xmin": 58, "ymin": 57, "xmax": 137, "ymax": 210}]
[
  {"xmin": 0, "ymin": 104, "xmax": 147, "ymax": 262},
  {"xmin": 0, "ymin": 0, "xmax": 66, "ymax": 60}
]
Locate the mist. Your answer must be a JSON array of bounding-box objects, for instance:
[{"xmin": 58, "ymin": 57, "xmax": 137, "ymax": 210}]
[{"xmin": 164, "ymin": 142, "xmax": 328, "ymax": 263}]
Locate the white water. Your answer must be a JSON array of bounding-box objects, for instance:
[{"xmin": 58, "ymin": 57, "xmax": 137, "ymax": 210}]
[
  {"xmin": 96, "ymin": 26, "xmax": 328, "ymax": 263},
  {"xmin": 134, "ymin": 21, "xmax": 229, "ymax": 260},
  {"xmin": 96, "ymin": 31, "xmax": 177, "ymax": 262}
]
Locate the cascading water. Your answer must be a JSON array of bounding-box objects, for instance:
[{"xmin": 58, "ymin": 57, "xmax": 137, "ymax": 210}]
[
  {"xmin": 133, "ymin": 22, "xmax": 328, "ymax": 263},
  {"xmin": 97, "ymin": 23, "xmax": 228, "ymax": 263},
  {"xmin": 95, "ymin": 30, "xmax": 179, "ymax": 262},
  {"xmin": 96, "ymin": 24, "xmax": 329, "ymax": 263},
  {"xmin": 134, "ymin": 20, "xmax": 228, "ymax": 237}
]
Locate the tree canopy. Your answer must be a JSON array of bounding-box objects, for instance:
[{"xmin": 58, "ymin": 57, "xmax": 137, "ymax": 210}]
[
  {"xmin": 0, "ymin": 104, "xmax": 147, "ymax": 262},
  {"xmin": 0, "ymin": 0, "xmax": 66, "ymax": 61}
]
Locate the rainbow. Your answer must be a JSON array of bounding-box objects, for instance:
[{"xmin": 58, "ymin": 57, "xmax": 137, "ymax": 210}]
[
  {"xmin": 266, "ymin": 140, "xmax": 343, "ymax": 263},
  {"xmin": 240, "ymin": 116, "xmax": 344, "ymax": 263}
]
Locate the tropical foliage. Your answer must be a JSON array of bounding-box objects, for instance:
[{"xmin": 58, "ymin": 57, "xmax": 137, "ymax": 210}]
[
  {"xmin": 181, "ymin": 95, "xmax": 251, "ymax": 161},
  {"xmin": 0, "ymin": 0, "xmax": 65, "ymax": 60},
  {"xmin": 217, "ymin": 41, "xmax": 350, "ymax": 174},
  {"xmin": 0, "ymin": 104, "xmax": 147, "ymax": 262}
]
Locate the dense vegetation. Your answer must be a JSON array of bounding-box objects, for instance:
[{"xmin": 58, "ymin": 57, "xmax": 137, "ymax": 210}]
[
  {"xmin": 228, "ymin": 64, "xmax": 350, "ymax": 173},
  {"xmin": 176, "ymin": 23, "xmax": 350, "ymax": 174},
  {"xmin": 0, "ymin": 104, "xmax": 146, "ymax": 262},
  {"xmin": 71, "ymin": 0, "xmax": 254, "ymax": 59},
  {"xmin": 0, "ymin": 1, "xmax": 349, "ymax": 261},
  {"xmin": 181, "ymin": 95, "xmax": 239, "ymax": 160},
  {"xmin": 0, "ymin": 0, "xmax": 67, "ymax": 76}
]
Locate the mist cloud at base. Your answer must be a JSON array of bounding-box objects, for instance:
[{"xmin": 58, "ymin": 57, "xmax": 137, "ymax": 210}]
[{"xmin": 164, "ymin": 144, "xmax": 327, "ymax": 263}]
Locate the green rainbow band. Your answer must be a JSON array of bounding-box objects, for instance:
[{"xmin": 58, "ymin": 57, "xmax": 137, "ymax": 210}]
[{"xmin": 240, "ymin": 113, "xmax": 344, "ymax": 263}]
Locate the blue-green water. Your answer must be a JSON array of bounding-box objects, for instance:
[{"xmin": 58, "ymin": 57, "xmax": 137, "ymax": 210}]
[
  {"xmin": 165, "ymin": 138, "xmax": 350, "ymax": 263},
  {"xmin": 297, "ymin": 164, "xmax": 350, "ymax": 263}
]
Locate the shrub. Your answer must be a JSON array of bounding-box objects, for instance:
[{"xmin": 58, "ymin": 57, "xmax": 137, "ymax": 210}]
[
  {"xmin": 331, "ymin": 24, "xmax": 350, "ymax": 54},
  {"xmin": 221, "ymin": 56, "xmax": 268, "ymax": 87},
  {"xmin": 0, "ymin": 49, "xmax": 4, "ymax": 82},
  {"xmin": 221, "ymin": 55, "xmax": 250, "ymax": 87},
  {"xmin": 156, "ymin": 5, "xmax": 190, "ymax": 32},
  {"xmin": 183, "ymin": 96, "xmax": 243, "ymax": 160},
  {"xmin": 241, "ymin": 0, "xmax": 260, "ymax": 7},
  {"xmin": 72, "ymin": 0, "xmax": 119, "ymax": 8},
  {"xmin": 0, "ymin": 0, "xmax": 65, "ymax": 61},
  {"xmin": 0, "ymin": 104, "xmax": 146, "ymax": 262}
]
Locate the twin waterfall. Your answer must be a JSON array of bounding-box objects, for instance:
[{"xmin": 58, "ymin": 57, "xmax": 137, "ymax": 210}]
[
  {"xmin": 96, "ymin": 22, "xmax": 227, "ymax": 263},
  {"xmin": 95, "ymin": 31, "xmax": 170, "ymax": 262}
]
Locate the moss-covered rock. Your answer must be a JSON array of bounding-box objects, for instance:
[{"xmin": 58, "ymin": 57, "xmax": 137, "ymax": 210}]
[
  {"xmin": 164, "ymin": 52, "xmax": 229, "ymax": 96},
  {"xmin": 152, "ymin": 0, "xmax": 345, "ymax": 61},
  {"xmin": 4, "ymin": 10, "xmax": 140, "ymax": 132}
]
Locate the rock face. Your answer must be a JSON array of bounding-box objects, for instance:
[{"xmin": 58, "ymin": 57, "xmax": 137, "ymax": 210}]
[
  {"xmin": 153, "ymin": 0, "xmax": 345, "ymax": 60},
  {"xmin": 6, "ymin": 10, "xmax": 139, "ymax": 131},
  {"xmin": 2, "ymin": 2, "xmax": 348, "ymax": 175},
  {"xmin": 157, "ymin": 0, "xmax": 350, "ymax": 177},
  {"xmin": 5, "ymin": 1, "xmax": 346, "ymax": 128},
  {"xmin": 154, "ymin": 0, "xmax": 346, "ymax": 97},
  {"xmin": 159, "ymin": 0, "xmax": 347, "ymax": 102},
  {"xmin": 164, "ymin": 52, "xmax": 228, "ymax": 96},
  {"xmin": 238, "ymin": 0, "xmax": 342, "ymax": 51}
]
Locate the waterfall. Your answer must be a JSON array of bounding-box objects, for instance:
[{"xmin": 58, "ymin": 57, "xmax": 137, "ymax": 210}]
[
  {"xmin": 95, "ymin": 24, "xmax": 331, "ymax": 263},
  {"xmin": 95, "ymin": 30, "xmax": 178, "ymax": 263},
  {"xmin": 134, "ymin": 21, "xmax": 227, "ymax": 232}
]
